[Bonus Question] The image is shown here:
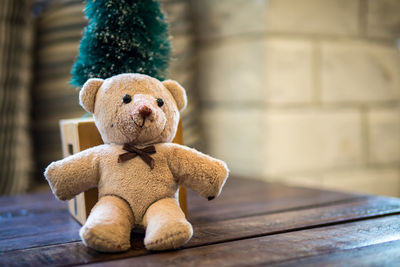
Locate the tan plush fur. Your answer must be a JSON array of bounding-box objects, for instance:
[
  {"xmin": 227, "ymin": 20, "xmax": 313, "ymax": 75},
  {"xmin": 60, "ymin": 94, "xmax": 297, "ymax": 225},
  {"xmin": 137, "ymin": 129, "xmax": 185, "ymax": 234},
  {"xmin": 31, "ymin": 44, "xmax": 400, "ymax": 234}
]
[
  {"xmin": 44, "ymin": 73, "xmax": 229, "ymax": 252},
  {"xmin": 80, "ymin": 195, "xmax": 134, "ymax": 252},
  {"xmin": 143, "ymin": 198, "xmax": 193, "ymax": 250}
]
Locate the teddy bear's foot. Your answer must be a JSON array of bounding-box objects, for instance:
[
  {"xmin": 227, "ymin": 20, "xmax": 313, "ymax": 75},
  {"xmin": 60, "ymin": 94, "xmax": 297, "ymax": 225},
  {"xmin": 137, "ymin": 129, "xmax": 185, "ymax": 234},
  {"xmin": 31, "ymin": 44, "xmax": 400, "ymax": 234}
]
[
  {"xmin": 143, "ymin": 198, "xmax": 193, "ymax": 251},
  {"xmin": 80, "ymin": 195, "xmax": 134, "ymax": 253},
  {"xmin": 144, "ymin": 219, "xmax": 192, "ymax": 251}
]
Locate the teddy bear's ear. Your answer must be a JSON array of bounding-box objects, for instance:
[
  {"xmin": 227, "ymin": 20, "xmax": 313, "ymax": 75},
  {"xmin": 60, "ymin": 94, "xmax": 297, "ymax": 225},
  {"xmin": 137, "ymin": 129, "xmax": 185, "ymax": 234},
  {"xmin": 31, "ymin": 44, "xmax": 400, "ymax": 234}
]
[
  {"xmin": 162, "ymin": 80, "xmax": 187, "ymax": 111},
  {"xmin": 79, "ymin": 78, "xmax": 104, "ymax": 113}
]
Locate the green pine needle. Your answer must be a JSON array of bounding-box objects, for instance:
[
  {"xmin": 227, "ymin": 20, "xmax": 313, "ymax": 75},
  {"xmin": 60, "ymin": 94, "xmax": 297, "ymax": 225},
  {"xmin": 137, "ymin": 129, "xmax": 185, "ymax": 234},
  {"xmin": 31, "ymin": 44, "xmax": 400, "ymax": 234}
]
[{"xmin": 71, "ymin": 0, "xmax": 171, "ymax": 87}]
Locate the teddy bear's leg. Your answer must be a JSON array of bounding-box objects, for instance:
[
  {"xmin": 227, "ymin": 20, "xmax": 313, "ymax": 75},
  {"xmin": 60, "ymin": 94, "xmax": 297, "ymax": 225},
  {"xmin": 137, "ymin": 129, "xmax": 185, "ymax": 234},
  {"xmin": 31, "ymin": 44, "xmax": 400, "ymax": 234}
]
[
  {"xmin": 79, "ymin": 195, "xmax": 134, "ymax": 252},
  {"xmin": 143, "ymin": 198, "xmax": 193, "ymax": 250}
]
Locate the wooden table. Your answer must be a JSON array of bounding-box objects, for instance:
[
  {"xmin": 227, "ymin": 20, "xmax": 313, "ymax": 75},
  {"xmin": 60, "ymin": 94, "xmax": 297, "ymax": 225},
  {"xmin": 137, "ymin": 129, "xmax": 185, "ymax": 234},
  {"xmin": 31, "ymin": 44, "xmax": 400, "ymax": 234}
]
[{"xmin": 1, "ymin": 176, "xmax": 400, "ymax": 266}]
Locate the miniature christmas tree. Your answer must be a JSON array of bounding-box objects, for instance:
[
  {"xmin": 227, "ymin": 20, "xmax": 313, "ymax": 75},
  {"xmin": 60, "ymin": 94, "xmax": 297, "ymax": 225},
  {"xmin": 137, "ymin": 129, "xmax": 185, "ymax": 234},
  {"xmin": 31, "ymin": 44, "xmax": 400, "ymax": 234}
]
[{"xmin": 71, "ymin": 0, "xmax": 171, "ymax": 87}]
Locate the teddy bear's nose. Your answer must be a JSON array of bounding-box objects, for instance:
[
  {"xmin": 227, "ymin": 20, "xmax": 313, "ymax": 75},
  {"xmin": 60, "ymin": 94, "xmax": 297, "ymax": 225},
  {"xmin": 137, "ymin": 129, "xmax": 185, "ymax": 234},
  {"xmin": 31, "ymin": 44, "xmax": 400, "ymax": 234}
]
[{"xmin": 138, "ymin": 105, "xmax": 152, "ymax": 118}]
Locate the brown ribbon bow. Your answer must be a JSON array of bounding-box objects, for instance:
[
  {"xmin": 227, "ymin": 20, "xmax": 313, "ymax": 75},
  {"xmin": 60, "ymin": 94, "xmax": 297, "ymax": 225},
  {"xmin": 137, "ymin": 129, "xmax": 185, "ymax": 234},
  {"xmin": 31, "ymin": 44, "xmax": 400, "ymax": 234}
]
[{"xmin": 118, "ymin": 143, "xmax": 156, "ymax": 169}]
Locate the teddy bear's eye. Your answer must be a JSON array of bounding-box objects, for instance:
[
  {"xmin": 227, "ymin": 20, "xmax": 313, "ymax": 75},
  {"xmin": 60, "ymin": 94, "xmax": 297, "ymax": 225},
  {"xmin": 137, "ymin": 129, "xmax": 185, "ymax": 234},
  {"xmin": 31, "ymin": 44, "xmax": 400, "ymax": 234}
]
[
  {"xmin": 122, "ymin": 94, "xmax": 132, "ymax": 104},
  {"xmin": 156, "ymin": 98, "xmax": 164, "ymax": 107}
]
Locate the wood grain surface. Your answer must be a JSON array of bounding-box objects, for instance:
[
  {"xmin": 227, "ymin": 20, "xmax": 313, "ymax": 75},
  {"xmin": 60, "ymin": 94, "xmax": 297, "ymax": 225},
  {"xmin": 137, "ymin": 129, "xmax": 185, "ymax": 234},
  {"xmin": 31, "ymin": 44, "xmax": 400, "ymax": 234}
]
[{"xmin": 1, "ymin": 176, "xmax": 400, "ymax": 266}]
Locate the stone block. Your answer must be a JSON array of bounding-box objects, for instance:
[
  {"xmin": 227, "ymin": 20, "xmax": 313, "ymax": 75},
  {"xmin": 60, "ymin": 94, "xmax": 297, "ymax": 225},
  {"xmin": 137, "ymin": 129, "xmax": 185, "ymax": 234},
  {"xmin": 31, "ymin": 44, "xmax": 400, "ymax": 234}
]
[
  {"xmin": 202, "ymin": 108, "xmax": 265, "ymax": 178},
  {"xmin": 169, "ymin": 35, "xmax": 195, "ymax": 76},
  {"xmin": 366, "ymin": 0, "xmax": 400, "ymax": 39},
  {"xmin": 265, "ymin": 38, "xmax": 314, "ymax": 104},
  {"xmin": 265, "ymin": 174, "xmax": 323, "ymax": 189},
  {"xmin": 190, "ymin": 0, "xmax": 268, "ymax": 40},
  {"xmin": 162, "ymin": 0, "xmax": 192, "ymax": 36},
  {"xmin": 321, "ymin": 168, "xmax": 400, "ymax": 197},
  {"xmin": 170, "ymin": 35, "xmax": 194, "ymax": 58},
  {"xmin": 263, "ymin": 108, "xmax": 362, "ymax": 175},
  {"xmin": 198, "ymin": 39, "xmax": 266, "ymax": 103},
  {"xmin": 368, "ymin": 107, "xmax": 400, "ymax": 165},
  {"xmin": 321, "ymin": 41, "xmax": 400, "ymax": 104},
  {"xmin": 266, "ymin": 0, "xmax": 359, "ymax": 36}
]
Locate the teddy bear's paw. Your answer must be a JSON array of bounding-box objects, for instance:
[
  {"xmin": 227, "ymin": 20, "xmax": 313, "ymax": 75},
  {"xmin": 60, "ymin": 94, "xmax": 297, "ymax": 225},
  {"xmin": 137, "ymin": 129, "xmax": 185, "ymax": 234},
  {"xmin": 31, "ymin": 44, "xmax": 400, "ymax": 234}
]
[
  {"xmin": 144, "ymin": 220, "xmax": 193, "ymax": 251},
  {"xmin": 80, "ymin": 224, "xmax": 131, "ymax": 253}
]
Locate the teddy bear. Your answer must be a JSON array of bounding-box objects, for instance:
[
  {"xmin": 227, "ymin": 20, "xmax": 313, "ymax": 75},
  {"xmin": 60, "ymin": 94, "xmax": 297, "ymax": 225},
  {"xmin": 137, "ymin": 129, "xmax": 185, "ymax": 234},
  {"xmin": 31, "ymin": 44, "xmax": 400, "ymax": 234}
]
[{"xmin": 44, "ymin": 73, "xmax": 229, "ymax": 252}]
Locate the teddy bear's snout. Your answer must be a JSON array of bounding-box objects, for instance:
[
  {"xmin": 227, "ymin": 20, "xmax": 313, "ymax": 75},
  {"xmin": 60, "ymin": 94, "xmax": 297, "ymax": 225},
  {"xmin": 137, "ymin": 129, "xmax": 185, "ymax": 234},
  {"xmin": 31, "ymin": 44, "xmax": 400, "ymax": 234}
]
[
  {"xmin": 131, "ymin": 104, "xmax": 155, "ymax": 128},
  {"xmin": 138, "ymin": 105, "xmax": 152, "ymax": 118}
]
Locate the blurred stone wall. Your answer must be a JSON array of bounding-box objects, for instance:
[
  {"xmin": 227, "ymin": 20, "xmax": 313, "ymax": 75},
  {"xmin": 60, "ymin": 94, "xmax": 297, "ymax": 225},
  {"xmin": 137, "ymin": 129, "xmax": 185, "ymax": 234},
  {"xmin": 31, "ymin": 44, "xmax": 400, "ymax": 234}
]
[
  {"xmin": 191, "ymin": 0, "xmax": 400, "ymax": 196},
  {"xmin": 161, "ymin": 0, "xmax": 203, "ymax": 149}
]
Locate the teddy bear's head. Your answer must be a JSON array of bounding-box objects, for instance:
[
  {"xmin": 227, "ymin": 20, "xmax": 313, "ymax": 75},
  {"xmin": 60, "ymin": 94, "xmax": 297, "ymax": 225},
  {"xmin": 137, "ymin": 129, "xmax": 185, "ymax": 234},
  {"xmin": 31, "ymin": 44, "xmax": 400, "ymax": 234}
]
[{"xmin": 79, "ymin": 73, "xmax": 187, "ymax": 145}]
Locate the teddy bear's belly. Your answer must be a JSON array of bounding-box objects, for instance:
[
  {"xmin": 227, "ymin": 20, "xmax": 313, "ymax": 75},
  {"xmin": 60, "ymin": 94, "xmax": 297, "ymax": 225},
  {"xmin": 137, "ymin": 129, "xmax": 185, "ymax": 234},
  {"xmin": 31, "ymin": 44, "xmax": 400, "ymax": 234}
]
[{"xmin": 98, "ymin": 156, "xmax": 178, "ymax": 225}]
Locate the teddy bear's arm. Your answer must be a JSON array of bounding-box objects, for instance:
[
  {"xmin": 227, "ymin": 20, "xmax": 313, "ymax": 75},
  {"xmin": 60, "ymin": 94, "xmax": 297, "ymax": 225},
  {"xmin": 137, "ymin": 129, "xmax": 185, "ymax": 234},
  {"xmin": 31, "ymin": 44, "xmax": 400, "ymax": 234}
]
[
  {"xmin": 167, "ymin": 144, "xmax": 229, "ymax": 200},
  {"xmin": 44, "ymin": 146, "xmax": 101, "ymax": 201}
]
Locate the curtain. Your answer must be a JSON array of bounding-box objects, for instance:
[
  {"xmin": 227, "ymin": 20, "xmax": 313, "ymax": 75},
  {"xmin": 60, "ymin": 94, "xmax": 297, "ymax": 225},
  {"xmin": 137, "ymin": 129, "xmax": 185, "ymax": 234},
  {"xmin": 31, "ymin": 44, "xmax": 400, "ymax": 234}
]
[{"xmin": 0, "ymin": 0, "xmax": 34, "ymax": 194}]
